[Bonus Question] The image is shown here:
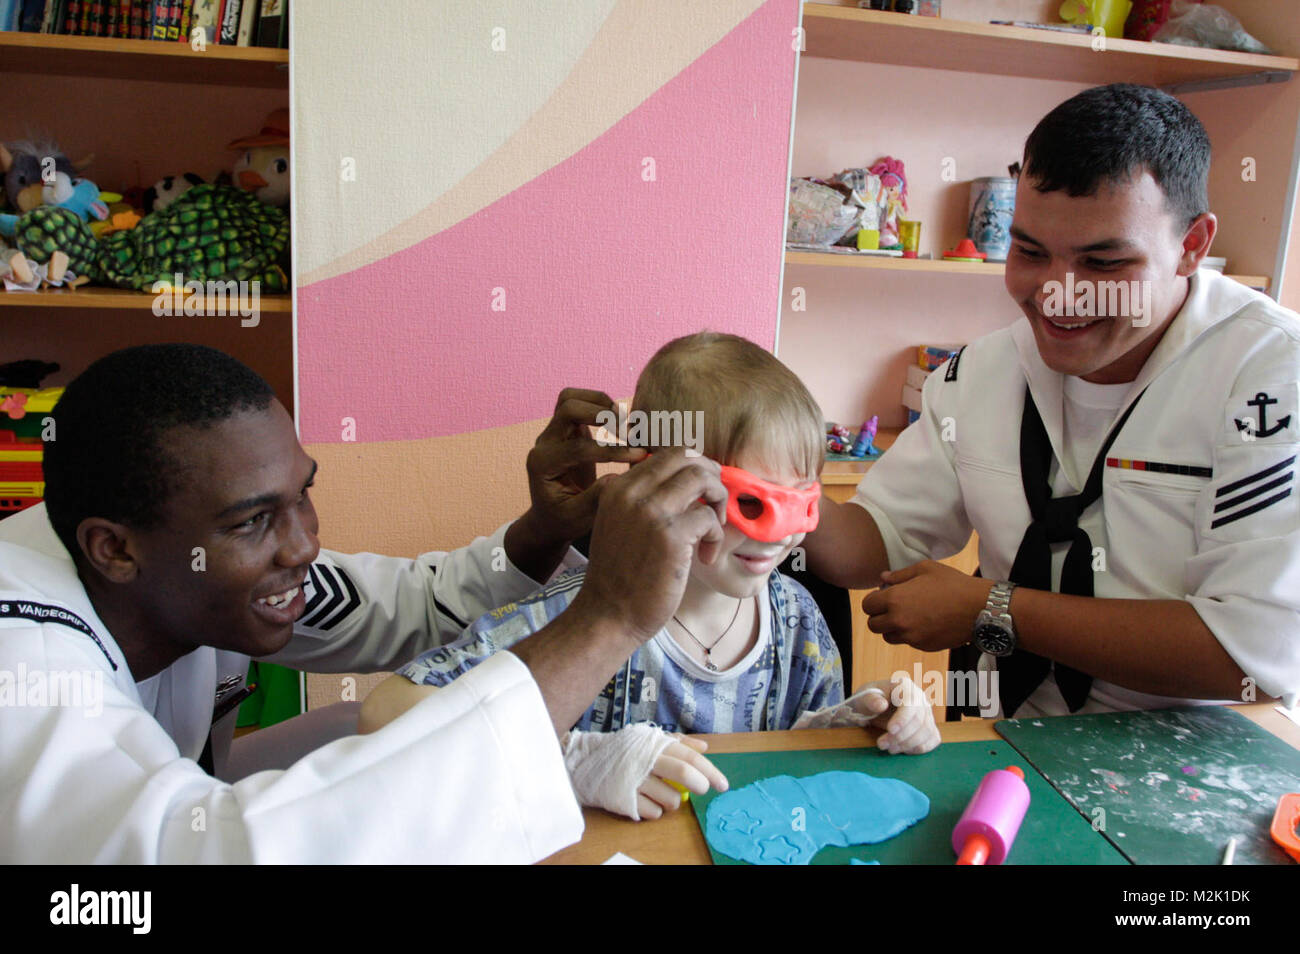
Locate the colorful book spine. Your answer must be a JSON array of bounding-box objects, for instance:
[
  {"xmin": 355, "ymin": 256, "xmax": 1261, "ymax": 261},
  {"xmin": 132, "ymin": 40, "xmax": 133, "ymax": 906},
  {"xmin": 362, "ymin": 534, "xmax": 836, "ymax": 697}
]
[
  {"xmin": 142, "ymin": 0, "xmax": 155, "ymax": 37},
  {"xmin": 217, "ymin": 0, "xmax": 238, "ymax": 43},
  {"xmin": 175, "ymin": 0, "xmax": 191, "ymax": 41},
  {"xmin": 189, "ymin": 0, "xmax": 216, "ymax": 43},
  {"xmin": 234, "ymin": 0, "xmax": 254, "ymax": 46},
  {"xmin": 18, "ymin": 0, "xmax": 46, "ymax": 32},
  {"xmin": 253, "ymin": 0, "xmax": 277, "ymax": 47},
  {"xmin": 150, "ymin": 0, "xmax": 166, "ymax": 38}
]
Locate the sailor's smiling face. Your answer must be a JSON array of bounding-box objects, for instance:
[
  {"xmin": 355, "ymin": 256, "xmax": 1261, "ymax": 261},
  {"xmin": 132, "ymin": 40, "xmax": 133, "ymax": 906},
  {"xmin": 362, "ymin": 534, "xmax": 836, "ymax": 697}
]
[
  {"xmin": 1004, "ymin": 170, "xmax": 1211, "ymax": 384},
  {"xmin": 129, "ymin": 400, "xmax": 321, "ymax": 659}
]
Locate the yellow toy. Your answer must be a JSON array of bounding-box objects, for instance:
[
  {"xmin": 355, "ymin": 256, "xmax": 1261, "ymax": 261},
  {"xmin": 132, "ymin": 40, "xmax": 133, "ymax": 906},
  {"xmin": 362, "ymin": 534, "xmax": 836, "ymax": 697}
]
[{"xmin": 1060, "ymin": 0, "xmax": 1133, "ymax": 38}]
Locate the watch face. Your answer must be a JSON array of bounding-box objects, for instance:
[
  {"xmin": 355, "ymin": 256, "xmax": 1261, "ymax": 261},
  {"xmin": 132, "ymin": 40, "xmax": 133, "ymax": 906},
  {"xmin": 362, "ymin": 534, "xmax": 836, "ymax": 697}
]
[{"xmin": 974, "ymin": 623, "xmax": 1014, "ymax": 656}]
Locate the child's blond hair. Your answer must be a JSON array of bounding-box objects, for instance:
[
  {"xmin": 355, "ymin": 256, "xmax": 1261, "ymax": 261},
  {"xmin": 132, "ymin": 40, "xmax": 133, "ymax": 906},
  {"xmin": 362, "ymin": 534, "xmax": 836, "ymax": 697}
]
[{"xmin": 632, "ymin": 332, "xmax": 825, "ymax": 480}]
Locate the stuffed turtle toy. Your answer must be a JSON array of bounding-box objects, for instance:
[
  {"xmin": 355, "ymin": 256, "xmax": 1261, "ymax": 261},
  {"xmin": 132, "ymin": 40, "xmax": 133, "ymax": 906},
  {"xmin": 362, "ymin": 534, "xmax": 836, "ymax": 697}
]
[{"xmin": 9, "ymin": 183, "xmax": 289, "ymax": 293}]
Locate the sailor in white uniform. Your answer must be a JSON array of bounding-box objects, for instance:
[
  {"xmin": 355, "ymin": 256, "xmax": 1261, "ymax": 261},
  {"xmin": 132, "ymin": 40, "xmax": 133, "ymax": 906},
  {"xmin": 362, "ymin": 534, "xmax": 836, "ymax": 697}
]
[
  {"xmin": 806, "ymin": 84, "xmax": 1300, "ymax": 717},
  {"xmin": 0, "ymin": 345, "xmax": 727, "ymax": 863}
]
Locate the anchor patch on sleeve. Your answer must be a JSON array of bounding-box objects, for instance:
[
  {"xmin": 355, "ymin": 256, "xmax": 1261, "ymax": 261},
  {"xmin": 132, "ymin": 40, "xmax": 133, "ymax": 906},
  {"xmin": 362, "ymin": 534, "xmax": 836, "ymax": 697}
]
[{"xmin": 1223, "ymin": 384, "xmax": 1298, "ymax": 446}]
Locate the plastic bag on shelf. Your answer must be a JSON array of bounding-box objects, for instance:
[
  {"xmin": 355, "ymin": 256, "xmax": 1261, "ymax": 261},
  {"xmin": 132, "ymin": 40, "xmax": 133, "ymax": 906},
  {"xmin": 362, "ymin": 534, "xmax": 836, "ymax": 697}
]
[
  {"xmin": 1153, "ymin": 0, "xmax": 1271, "ymax": 54},
  {"xmin": 786, "ymin": 178, "xmax": 863, "ymax": 246},
  {"xmin": 830, "ymin": 168, "xmax": 883, "ymax": 236}
]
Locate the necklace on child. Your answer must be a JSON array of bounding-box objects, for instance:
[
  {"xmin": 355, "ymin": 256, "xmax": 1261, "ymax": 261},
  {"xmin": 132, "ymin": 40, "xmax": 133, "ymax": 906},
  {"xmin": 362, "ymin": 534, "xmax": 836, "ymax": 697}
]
[{"xmin": 672, "ymin": 598, "xmax": 743, "ymax": 672}]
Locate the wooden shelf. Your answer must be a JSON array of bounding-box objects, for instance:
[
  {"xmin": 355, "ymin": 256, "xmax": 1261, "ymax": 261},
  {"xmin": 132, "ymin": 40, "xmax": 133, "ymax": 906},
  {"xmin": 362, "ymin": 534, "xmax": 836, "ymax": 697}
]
[
  {"xmin": 784, "ymin": 250, "xmax": 1270, "ymax": 290},
  {"xmin": 786, "ymin": 250, "xmax": 1004, "ymax": 275},
  {"xmin": 801, "ymin": 4, "xmax": 1298, "ymax": 88},
  {"xmin": 0, "ymin": 286, "xmax": 292, "ymax": 311},
  {"xmin": 0, "ymin": 31, "xmax": 288, "ymax": 87}
]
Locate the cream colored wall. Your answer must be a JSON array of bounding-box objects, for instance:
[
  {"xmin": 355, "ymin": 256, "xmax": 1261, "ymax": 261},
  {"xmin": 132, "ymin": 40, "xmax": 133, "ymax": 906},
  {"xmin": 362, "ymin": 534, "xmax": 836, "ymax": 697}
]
[
  {"xmin": 302, "ymin": 414, "xmax": 601, "ymax": 710},
  {"xmin": 302, "ymin": 417, "xmax": 543, "ymax": 708},
  {"xmin": 305, "ymin": 417, "xmax": 544, "ymax": 558}
]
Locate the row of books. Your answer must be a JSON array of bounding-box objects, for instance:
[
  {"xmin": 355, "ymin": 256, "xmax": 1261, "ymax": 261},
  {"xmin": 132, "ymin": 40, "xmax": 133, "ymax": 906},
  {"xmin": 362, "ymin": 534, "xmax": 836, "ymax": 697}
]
[
  {"xmin": 0, "ymin": 0, "xmax": 287, "ymax": 48},
  {"xmin": 903, "ymin": 344, "xmax": 964, "ymax": 424}
]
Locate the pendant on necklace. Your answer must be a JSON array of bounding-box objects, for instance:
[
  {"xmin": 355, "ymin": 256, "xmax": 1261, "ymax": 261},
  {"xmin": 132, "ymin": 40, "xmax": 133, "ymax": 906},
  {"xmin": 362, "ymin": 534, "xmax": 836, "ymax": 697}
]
[{"xmin": 705, "ymin": 657, "xmax": 718, "ymax": 672}]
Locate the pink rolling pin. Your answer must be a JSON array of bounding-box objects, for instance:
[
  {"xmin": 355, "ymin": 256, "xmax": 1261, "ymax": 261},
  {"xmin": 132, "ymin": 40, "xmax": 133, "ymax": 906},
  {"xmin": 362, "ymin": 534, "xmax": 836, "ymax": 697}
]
[{"xmin": 952, "ymin": 765, "xmax": 1031, "ymax": 865}]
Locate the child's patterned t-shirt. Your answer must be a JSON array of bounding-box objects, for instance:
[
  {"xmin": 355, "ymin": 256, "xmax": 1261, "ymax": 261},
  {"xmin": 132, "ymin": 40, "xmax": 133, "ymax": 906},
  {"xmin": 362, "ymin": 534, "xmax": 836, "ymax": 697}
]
[{"xmin": 396, "ymin": 568, "xmax": 844, "ymax": 733}]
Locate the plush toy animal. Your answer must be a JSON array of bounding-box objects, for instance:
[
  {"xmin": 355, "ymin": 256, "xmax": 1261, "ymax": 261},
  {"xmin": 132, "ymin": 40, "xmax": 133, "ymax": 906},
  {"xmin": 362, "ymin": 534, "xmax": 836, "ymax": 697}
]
[
  {"xmin": 143, "ymin": 172, "xmax": 205, "ymax": 214},
  {"xmin": 6, "ymin": 183, "xmax": 289, "ymax": 292},
  {"xmin": 1, "ymin": 139, "xmax": 94, "ymax": 214},
  {"xmin": 228, "ymin": 108, "xmax": 289, "ymax": 207}
]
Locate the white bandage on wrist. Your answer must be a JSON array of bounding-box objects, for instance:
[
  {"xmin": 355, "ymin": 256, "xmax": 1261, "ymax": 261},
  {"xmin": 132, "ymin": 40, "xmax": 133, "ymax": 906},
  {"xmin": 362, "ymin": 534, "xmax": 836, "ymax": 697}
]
[
  {"xmin": 563, "ymin": 723, "xmax": 678, "ymax": 821},
  {"xmin": 792, "ymin": 685, "xmax": 889, "ymax": 730}
]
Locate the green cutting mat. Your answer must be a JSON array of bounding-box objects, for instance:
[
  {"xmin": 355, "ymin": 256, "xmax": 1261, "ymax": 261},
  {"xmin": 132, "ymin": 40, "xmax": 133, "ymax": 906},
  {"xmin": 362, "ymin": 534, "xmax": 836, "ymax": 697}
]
[
  {"xmin": 689, "ymin": 741, "xmax": 1126, "ymax": 865},
  {"xmin": 997, "ymin": 707, "xmax": 1300, "ymax": 865}
]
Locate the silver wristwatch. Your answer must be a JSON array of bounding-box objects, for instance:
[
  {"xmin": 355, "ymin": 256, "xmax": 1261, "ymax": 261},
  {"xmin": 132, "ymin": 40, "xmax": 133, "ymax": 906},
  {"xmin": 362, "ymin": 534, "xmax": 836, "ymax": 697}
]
[{"xmin": 972, "ymin": 581, "xmax": 1017, "ymax": 657}]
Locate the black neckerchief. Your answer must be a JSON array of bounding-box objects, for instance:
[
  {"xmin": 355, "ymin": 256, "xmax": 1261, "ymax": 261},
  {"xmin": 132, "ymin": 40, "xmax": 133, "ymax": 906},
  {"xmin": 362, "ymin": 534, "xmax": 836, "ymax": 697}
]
[{"xmin": 997, "ymin": 383, "xmax": 1147, "ymax": 716}]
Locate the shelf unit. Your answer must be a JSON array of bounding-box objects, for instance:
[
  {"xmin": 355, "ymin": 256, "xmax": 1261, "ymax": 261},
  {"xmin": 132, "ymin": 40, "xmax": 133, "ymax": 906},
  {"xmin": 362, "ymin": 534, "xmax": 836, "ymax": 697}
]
[
  {"xmin": 0, "ymin": 286, "xmax": 292, "ymax": 311},
  {"xmin": 0, "ymin": 30, "xmax": 288, "ymax": 87},
  {"xmin": 784, "ymin": 249, "xmax": 1270, "ymax": 291},
  {"xmin": 0, "ymin": 30, "xmax": 292, "ymax": 406},
  {"xmin": 801, "ymin": 4, "xmax": 1299, "ymax": 88},
  {"xmin": 783, "ymin": 1, "xmax": 1300, "ymax": 698}
]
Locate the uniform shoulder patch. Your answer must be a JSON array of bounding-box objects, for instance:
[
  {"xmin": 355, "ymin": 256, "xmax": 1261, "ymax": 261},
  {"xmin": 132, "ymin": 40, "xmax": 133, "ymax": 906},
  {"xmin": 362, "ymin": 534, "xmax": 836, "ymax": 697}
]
[
  {"xmin": 944, "ymin": 346, "xmax": 967, "ymax": 382},
  {"xmin": 0, "ymin": 599, "xmax": 117, "ymax": 669},
  {"xmin": 1224, "ymin": 384, "xmax": 1298, "ymax": 446},
  {"xmin": 299, "ymin": 562, "xmax": 362, "ymax": 631}
]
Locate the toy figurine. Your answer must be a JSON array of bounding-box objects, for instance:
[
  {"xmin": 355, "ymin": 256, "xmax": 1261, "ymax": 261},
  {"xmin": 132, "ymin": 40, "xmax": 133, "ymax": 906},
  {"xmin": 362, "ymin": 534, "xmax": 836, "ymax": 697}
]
[
  {"xmin": 1, "ymin": 173, "xmax": 112, "ymax": 286},
  {"xmin": 826, "ymin": 422, "xmax": 853, "ymax": 454},
  {"xmin": 0, "ymin": 172, "xmax": 108, "ymax": 237},
  {"xmin": 850, "ymin": 415, "xmax": 879, "ymax": 458},
  {"xmin": 869, "ymin": 157, "xmax": 908, "ymax": 250}
]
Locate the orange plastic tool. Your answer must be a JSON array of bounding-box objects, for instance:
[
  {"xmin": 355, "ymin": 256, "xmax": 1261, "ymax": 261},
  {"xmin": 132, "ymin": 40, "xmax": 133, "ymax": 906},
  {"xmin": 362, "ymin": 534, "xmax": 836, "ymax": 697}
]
[{"xmin": 1271, "ymin": 793, "xmax": 1300, "ymax": 863}]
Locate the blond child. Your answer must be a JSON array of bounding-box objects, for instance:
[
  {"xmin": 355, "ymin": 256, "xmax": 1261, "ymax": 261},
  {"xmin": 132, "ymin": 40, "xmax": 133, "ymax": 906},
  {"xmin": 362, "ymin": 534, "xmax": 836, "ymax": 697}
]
[{"xmin": 360, "ymin": 332, "xmax": 939, "ymax": 819}]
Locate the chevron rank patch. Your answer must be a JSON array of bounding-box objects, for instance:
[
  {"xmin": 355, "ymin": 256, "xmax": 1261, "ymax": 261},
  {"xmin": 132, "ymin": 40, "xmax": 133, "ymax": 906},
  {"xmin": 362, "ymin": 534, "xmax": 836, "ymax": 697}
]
[
  {"xmin": 1223, "ymin": 383, "xmax": 1298, "ymax": 446},
  {"xmin": 297, "ymin": 562, "xmax": 362, "ymax": 632},
  {"xmin": 1200, "ymin": 445, "xmax": 1298, "ymax": 543}
]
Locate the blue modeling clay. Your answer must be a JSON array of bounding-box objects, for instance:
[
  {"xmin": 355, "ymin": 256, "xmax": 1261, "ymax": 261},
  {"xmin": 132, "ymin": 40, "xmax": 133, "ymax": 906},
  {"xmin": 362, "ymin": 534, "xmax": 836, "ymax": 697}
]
[{"xmin": 705, "ymin": 771, "xmax": 929, "ymax": 865}]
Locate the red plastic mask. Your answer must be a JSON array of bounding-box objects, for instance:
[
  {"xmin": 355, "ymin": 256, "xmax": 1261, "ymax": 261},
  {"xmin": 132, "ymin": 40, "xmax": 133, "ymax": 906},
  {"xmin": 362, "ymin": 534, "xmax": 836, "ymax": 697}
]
[{"xmin": 719, "ymin": 464, "xmax": 821, "ymax": 543}]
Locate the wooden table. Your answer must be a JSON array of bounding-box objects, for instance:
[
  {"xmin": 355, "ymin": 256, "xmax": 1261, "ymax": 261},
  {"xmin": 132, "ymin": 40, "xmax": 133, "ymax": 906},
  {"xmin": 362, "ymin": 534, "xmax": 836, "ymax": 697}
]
[{"xmin": 541, "ymin": 703, "xmax": 1300, "ymax": 865}]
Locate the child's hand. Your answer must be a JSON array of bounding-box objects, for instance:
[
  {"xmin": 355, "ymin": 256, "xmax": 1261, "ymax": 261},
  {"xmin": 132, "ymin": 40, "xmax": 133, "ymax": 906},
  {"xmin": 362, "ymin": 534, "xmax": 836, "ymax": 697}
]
[
  {"xmin": 636, "ymin": 736, "xmax": 729, "ymax": 820},
  {"xmin": 564, "ymin": 724, "xmax": 728, "ymax": 821},
  {"xmin": 849, "ymin": 674, "xmax": 941, "ymax": 755}
]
